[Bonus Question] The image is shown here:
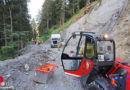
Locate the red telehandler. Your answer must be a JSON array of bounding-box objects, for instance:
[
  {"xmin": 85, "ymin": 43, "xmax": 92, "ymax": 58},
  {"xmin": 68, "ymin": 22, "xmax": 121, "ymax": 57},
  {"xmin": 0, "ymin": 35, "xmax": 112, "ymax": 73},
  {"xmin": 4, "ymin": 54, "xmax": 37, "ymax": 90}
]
[{"xmin": 61, "ymin": 32, "xmax": 130, "ymax": 90}]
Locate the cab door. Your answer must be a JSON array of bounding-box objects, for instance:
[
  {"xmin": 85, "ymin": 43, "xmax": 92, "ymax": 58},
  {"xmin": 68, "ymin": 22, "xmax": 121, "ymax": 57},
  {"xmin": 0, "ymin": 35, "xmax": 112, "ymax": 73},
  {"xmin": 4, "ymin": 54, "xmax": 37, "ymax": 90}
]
[{"xmin": 61, "ymin": 34, "xmax": 94, "ymax": 77}]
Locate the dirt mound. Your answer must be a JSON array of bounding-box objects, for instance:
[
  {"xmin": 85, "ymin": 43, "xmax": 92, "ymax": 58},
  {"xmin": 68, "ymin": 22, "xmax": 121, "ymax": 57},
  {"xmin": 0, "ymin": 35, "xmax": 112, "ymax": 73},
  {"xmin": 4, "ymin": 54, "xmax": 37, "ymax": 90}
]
[{"xmin": 19, "ymin": 45, "xmax": 44, "ymax": 55}]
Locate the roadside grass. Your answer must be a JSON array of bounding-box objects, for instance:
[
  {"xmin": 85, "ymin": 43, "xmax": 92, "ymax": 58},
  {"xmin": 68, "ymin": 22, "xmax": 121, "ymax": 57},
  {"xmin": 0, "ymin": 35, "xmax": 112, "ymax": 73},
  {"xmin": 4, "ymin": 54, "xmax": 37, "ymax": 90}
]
[{"xmin": 0, "ymin": 57, "xmax": 12, "ymax": 61}]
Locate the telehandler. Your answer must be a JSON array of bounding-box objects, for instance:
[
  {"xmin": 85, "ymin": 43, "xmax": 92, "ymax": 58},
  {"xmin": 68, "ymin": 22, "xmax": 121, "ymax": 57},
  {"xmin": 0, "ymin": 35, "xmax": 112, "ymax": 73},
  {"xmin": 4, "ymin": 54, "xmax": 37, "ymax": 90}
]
[{"xmin": 61, "ymin": 32, "xmax": 130, "ymax": 90}]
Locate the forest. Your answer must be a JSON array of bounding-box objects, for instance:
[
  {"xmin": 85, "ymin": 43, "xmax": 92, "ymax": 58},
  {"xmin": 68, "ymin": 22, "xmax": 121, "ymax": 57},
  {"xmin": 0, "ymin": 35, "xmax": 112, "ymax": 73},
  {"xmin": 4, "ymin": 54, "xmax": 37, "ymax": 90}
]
[
  {"xmin": 38, "ymin": 0, "xmax": 95, "ymax": 40},
  {"xmin": 0, "ymin": 0, "xmax": 32, "ymax": 60},
  {"xmin": 0, "ymin": 0, "xmax": 95, "ymax": 60}
]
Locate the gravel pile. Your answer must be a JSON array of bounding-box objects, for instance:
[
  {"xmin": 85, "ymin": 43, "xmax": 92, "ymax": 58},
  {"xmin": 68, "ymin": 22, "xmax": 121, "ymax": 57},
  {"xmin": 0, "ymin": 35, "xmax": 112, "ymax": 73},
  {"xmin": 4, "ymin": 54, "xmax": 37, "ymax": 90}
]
[{"xmin": 0, "ymin": 44, "xmax": 58, "ymax": 90}]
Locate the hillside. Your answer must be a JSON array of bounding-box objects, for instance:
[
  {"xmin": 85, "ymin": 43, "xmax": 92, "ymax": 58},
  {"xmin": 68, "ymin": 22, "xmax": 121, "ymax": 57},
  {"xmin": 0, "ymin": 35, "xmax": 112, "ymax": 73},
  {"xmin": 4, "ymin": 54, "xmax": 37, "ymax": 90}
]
[
  {"xmin": 112, "ymin": 0, "xmax": 130, "ymax": 63},
  {"xmin": 63, "ymin": 0, "xmax": 130, "ymax": 63}
]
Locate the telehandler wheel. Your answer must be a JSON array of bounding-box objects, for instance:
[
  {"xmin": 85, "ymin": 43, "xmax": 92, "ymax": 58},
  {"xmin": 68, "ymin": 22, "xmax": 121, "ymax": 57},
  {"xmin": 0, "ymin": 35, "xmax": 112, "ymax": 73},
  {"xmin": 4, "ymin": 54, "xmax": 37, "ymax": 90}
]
[{"xmin": 87, "ymin": 81, "xmax": 104, "ymax": 90}]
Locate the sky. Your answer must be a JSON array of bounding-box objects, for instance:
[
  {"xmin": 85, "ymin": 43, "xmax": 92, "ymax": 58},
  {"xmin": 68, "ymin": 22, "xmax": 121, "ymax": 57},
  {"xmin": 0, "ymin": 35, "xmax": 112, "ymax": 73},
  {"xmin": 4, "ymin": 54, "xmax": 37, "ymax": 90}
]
[{"xmin": 28, "ymin": 0, "xmax": 45, "ymax": 20}]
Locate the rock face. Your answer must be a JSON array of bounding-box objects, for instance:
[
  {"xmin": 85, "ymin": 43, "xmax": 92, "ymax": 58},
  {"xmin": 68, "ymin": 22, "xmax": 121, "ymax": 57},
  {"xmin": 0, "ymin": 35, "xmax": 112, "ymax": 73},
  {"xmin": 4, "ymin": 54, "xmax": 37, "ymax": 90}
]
[
  {"xmin": 64, "ymin": 0, "xmax": 126, "ymax": 38},
  {"xmin": 84, "ymin": 0, "xmax": 125, "ymax": 34},
  {"xmin": 111, "ymin": 0, "xmax": 130, "ymax": 63}
]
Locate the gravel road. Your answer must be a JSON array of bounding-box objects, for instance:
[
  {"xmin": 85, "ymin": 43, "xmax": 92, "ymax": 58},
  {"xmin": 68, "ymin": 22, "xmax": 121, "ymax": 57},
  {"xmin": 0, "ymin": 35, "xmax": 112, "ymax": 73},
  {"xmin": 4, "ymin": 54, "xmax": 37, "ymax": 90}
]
[{"xmin": 34, "ymin": 46, "xmax": 84, "ymax": 90}]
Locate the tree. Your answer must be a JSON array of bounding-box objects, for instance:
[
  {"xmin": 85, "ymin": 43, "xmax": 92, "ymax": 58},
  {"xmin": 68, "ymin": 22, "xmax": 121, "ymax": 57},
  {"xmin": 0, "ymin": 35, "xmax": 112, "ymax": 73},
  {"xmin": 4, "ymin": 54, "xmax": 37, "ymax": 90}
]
[
  {"xmin": 38, "ymin": 0, "xmax": 96, "ymax": 40},
  {"xmin": 0, "ymin": 0, "xmax": 32, "ymax": 60},
  {"xmin": 30, "ymin": 19, "xmax": 37, "ymax": 39}
]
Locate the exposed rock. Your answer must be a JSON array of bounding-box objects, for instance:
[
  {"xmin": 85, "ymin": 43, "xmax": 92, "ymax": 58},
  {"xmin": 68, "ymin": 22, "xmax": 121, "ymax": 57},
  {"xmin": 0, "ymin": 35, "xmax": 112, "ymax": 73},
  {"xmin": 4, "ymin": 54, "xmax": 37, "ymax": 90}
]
[
  {"xmin": 25, "ymin": 64, "xmax": 30, "ymax": 72},
  {"xmin": 84, "ymin": 0, "xmax": 125, "ymax": 34}
]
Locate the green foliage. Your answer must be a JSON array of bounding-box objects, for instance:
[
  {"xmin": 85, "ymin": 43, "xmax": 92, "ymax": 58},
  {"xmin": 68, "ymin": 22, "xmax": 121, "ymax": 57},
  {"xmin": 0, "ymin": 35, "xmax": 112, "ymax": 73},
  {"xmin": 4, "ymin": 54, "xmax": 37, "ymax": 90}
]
[
  {"xmin": 0, "ymin": 0, "xmax": 32, "ymax": 60},
  {"xmin": 51, "ymin": 25, "xmax": 58, "ymax": 30},
  {"xmin": 40, "ymin": 7, "xmax": 85, "ymax": 42},
  {"xmin": 10, "ymin": 32, "xmax": 20, "ymax": 39},
  {"xmin": 39, "ymin": 0, "xmax": 88, "ymax": 35},
  {"xmin": 39, "ymin": 0, "xmax": 99, "ymax": 42},
  {"xmin": 1, "ymin": 46, "xmax": 14, "ymax": 56},
  {"xmin": 0, "ymin": 57, "xmax": 12, "ymax": 61}
]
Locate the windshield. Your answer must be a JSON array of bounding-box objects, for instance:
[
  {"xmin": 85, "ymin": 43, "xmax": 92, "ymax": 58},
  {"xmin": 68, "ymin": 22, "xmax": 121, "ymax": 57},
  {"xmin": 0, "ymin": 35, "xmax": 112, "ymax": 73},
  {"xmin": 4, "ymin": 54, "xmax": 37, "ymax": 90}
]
[
  {"xmin": 97, "ymin": 41, "xmax": 114, "ymax": 61},
  {"xmin": 52, "ymin": 38, "xmax": 59, "ymax": 40}
]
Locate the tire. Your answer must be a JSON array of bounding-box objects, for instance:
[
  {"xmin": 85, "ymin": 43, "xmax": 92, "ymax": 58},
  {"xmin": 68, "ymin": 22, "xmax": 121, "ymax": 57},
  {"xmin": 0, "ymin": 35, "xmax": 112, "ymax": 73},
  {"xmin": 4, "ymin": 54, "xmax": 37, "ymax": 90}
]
[
  {"xmin": 87, "ymin": 78, "xmax": 115, "ymax": 90},
  {"xmin": 87, "ymin": 80, "xmax": 104, "ymax": 90},
  {"xmin": 51, "ymin": 45, "xmax": 53, "ymax": 48}
]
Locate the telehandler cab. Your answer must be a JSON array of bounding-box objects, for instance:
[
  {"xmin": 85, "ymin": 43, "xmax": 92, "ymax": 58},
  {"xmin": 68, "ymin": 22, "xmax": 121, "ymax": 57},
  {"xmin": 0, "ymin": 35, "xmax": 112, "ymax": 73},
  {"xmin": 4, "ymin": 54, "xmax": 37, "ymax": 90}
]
[{"xmin": 61, "ymin": 32, "xmax": 130, "ymax": 90}]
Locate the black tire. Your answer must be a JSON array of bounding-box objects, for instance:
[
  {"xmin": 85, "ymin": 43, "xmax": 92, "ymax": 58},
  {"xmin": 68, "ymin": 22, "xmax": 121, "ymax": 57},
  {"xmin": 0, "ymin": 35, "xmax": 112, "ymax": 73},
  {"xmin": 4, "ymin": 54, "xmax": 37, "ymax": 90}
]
[
  {"xmin": 87, "ymin": 81, "xmax": 104, "ymax": 90},
  {"xmin": 51, "ymin": 45, "xmax": 53, "ymax": 48},
  {"xmin": 87, "ymin": 78, "xmax": 115, "ymax": 90}
]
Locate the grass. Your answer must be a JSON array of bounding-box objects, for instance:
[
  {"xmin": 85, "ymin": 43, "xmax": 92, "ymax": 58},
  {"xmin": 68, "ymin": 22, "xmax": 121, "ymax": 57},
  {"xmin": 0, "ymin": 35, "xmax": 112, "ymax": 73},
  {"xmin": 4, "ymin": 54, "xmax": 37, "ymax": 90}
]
[{"xmin": 0, "ymin": 56, "xmax": 12, "ymax": 61}]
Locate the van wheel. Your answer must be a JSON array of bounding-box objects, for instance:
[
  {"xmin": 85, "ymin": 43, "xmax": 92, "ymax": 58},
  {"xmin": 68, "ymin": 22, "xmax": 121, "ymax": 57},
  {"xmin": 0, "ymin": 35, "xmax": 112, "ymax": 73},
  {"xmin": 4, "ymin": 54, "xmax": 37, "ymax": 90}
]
[{"xmin": 51, "ymin": 45, "xmax": 53, "ymax": 48}]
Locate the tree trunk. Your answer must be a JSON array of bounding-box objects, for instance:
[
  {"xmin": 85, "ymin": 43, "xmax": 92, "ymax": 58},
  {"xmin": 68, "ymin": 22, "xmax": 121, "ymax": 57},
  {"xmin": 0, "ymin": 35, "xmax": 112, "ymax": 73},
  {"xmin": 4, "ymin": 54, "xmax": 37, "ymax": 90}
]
[
  {"xmin": 61, "ymin": 11, "xmax": 65, "ymax": 25},
  {"xmin": 72, "ymin": 1, "xmax": 75, "ymax": 15},
  {"xmin": 47, "ymin": 19, "xmax": 49, "ymax": 29},
  {"xmin": 77, "ymin": 3, "xmax": 80, "ymax": 11},
  {"xmin": 72, "ymin": 8, "xmax": 75, "ymax": 15},
  {"xmin": 3, "ymin": 12, "xmax": 7, "ymax": 46},
  {"xmin": 20, "ymin": 38, "xmax": 23, "ymax": 49},
  {"xmin": 9, "ymin": 7, "xmax": 13, "ymax": 41},
  {"xmin": 32, "ymin": 30, "xmax": 34, "ymax": 38},
  {"xmin": 0, "ymin": 51, "xmax": 1, "ymax": 58}
]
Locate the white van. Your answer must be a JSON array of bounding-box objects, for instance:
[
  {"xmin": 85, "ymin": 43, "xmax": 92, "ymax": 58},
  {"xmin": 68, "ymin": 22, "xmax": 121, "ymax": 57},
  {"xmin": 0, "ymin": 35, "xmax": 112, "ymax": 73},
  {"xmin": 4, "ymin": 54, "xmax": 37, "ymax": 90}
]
[{"xmin": 51, "ymin": 34, "xmax": 61, "ymax": 48}]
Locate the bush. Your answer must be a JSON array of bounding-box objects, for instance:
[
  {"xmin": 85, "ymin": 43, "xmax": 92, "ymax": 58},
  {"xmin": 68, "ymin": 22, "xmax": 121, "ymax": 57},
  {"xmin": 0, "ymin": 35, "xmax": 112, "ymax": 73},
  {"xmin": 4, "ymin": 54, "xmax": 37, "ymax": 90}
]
[
  {"xmin": 1, "ymin": 45, "xmax": 17, "ymax": 58},
  {"xmin": 1, "ymin": 46, "xmax": 14, "ymax": 54},
  {"xmin": 0, "ymin": 56, "xmax": 12, "ymax": 61},
  {"xmin": 51, "ymin": 25, "xmax": 58, "ymax": 30}
]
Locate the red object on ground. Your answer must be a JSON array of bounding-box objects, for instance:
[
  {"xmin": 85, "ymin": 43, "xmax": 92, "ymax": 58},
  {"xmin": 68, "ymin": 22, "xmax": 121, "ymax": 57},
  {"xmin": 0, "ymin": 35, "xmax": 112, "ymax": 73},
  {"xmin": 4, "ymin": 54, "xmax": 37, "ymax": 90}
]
[
  {"xmin": 0, "ymin": 76, "xmax": 4, "ymax": 82},
  {"xmin": 35, "ymin": 63, "xmax": 58, "ymax": 74}
]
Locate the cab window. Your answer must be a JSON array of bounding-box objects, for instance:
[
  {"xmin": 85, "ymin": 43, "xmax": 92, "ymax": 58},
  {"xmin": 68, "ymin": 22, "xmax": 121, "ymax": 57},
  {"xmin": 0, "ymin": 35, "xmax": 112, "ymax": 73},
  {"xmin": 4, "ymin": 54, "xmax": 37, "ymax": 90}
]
[
  {"xmin": 97, "ymin": 41, "xmax": 114, "ymax": 61},
  {"xmin": 85, "ymin": 37, "xmax": 95, "ymax": 59}
]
